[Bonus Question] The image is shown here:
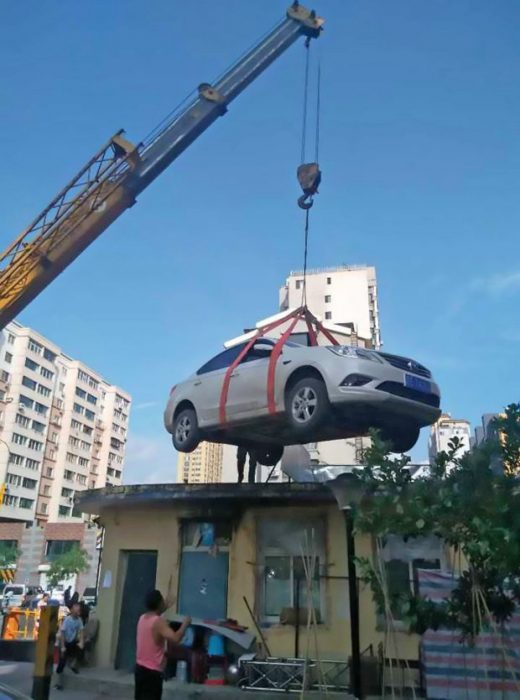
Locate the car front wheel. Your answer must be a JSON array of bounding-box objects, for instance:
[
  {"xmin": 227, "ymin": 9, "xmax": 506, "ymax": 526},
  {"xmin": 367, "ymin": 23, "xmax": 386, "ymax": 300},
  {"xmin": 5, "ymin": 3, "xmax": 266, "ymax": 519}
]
[
  {"xmin": 285, "ymin": 376, "xmax": 329, "ymax": 435},
  {"xmin": 172, "ymin": 407, "xmax": 201, "ymax": 453},
  {"xmin": 381, "ymin": 424, "xmax": 420, "ymax": 453}
]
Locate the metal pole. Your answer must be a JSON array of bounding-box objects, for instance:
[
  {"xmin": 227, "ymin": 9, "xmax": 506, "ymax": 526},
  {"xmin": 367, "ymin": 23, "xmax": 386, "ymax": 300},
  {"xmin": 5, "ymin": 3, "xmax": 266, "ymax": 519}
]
[
  {"xmin": 344, "ymin": 508, "xmax": 362, "ymax": 699},
  {"xmin": 294, "ymin": 576, "xmax": 300, "ymax": 658},
  {"xmin": 32, "ymin": 605, "xmax": 58, "ymax": 700}
]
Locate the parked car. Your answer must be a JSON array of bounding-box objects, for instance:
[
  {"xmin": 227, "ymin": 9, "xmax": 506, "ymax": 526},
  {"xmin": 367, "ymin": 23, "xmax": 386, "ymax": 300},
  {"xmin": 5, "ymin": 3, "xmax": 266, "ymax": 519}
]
[
  {"xmin": 2, "ymin": 584, "xmax": 39, "ymax": 610},
  {"xmin": 82, "ymin": 586, "xmax": 97, "ymax": 608},
  {"xmin": 164, "ymin": 339, "xmax": 441, "ymax": 464}
]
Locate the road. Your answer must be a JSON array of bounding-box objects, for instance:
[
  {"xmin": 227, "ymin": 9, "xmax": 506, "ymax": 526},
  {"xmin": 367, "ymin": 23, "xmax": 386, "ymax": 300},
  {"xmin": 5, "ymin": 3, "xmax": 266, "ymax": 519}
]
[{"xmin": 0, "ymin": 661, "xmax": 129, "ymax": 699}]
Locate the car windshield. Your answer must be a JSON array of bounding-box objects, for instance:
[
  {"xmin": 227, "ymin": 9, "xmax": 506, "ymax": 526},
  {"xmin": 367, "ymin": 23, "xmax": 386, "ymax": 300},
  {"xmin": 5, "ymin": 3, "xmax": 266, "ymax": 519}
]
[{"xmin": 4, "ymin": 586, "xmax": 23, "ymax": 596}]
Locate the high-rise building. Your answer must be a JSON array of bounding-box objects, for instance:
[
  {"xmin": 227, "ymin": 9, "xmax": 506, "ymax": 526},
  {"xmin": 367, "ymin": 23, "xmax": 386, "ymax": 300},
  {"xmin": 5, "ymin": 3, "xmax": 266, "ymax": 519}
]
[
  {"xmin": 177, "ymin": 441, "xmax": 223, "ymax": 483},
  {"xmin": 428, "ymin": 414, "xmax": 471, "ymax": 464},
  {"xmin": 0, "ymin": 321, "xmax": 131, "ymax": 524},
  {"xmin": 474, "ymin": 413, "xmax": 500, "ymax": 446},
  {"xmin": 279, "ymin": 265, "xmax": 381, "ymax": 349}
]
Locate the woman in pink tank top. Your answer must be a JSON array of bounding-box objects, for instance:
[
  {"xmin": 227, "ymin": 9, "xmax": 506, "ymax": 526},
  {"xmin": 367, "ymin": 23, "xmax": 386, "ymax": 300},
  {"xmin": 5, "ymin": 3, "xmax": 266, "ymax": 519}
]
[{"xmin": 134, "ymin": 590, "xmax": 191, "ymax": 700}]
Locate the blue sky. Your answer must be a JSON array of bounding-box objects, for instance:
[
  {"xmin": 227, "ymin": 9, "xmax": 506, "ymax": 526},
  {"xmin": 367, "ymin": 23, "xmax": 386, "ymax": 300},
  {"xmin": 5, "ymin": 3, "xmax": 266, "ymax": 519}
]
[{"xmin": 1, "ymin": 1, "xmax": 519, "ymax": 480}]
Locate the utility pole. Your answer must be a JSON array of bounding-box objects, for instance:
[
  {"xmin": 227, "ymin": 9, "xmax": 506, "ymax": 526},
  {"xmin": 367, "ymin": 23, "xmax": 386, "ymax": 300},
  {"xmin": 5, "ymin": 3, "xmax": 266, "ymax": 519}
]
[{"xmin": 32, "ymin": 605, "xmax": 58, "ymax": 700}]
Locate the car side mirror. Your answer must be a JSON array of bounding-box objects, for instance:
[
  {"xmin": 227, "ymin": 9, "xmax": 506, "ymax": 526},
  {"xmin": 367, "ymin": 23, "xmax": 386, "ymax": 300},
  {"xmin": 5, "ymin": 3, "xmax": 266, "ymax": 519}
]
[{"xmin": 253, "ymin": 342, "xmax": 273, "ymax": 354}]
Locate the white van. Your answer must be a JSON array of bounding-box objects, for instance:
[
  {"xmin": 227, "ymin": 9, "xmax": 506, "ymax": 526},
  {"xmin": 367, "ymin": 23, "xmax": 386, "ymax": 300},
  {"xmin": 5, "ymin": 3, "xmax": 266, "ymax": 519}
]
[{"xmin": 2, "ymin": 584, "xmax": 39, "ymax": 610}]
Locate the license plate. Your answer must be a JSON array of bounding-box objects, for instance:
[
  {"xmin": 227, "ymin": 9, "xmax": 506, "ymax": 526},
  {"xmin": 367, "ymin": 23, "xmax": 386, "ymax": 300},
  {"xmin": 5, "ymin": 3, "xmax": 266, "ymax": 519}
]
[{"xmin": 405, "ymin": 373, "xmax": 431, "ymax": 393}]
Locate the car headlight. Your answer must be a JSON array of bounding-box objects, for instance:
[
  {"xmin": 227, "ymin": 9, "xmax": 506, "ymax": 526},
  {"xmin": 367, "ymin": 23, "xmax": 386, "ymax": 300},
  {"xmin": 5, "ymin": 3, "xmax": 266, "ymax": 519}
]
[{"xmin": 327, "ymin": 346, "xmax": 382, "ymax": 363}]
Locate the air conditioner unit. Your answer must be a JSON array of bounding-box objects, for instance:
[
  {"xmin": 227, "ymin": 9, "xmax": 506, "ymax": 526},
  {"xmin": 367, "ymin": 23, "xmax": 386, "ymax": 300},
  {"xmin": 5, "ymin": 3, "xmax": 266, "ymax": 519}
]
[{"xmin": 18, "ymin": 404, "xmax": 25, "ymax": 412}]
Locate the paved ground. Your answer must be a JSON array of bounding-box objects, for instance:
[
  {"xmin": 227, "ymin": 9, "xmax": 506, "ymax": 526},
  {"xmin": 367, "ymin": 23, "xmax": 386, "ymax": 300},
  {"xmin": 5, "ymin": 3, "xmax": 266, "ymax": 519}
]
[{"xmin": 0, "ymin": 661, "xmax": 129, "ymax": 699}]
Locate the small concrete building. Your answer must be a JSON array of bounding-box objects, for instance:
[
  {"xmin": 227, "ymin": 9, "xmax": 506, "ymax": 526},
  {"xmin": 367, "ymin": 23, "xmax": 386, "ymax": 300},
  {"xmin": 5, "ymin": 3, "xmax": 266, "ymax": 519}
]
[{"xmin": 78, "ymin": 483, "xmax": 433, "ymax": 676}]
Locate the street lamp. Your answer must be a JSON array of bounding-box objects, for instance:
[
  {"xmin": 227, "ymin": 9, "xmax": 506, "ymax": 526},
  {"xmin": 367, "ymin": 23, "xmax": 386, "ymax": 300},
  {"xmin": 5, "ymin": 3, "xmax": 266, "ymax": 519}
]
[{"xmin": 328, "ymin": 471, "xmax": 365, "ymax": 700}]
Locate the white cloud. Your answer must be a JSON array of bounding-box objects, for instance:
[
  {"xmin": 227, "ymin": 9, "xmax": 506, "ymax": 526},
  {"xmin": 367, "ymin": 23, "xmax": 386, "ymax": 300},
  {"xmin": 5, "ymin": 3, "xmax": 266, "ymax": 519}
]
[
  {"xmin": 472, "ymin": 270, "xmax": 520, "ymax": 296},
  {"xmin": 123, "ymin": 433, "xmax": 178, "ymax": 484},
  {"xmin": 133, "ymin": 401, "xmax": 158, "ymax": 411}
]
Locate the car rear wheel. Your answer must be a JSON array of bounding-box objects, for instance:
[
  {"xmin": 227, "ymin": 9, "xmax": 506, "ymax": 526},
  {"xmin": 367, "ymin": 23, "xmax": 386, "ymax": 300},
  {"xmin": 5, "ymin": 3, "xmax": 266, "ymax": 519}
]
[
  {"xmin": 172, "ymin": 407, "xmax": 201, "ymax": 453},
  {"xmin": 381, "ymin": 424, "xmax": 420, "ymax": 453},
  {"xmin": 253, "ymin": 445, "xmax": 284, "ymax": 467},
  {"xmin": 285, "ymin": 376, "xmax": 329, "ymax": 435}
]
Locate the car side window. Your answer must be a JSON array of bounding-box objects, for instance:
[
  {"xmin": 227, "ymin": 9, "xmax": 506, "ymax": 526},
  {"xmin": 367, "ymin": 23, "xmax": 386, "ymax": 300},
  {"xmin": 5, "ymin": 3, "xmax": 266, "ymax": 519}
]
[
  {"xmin": 197, "ymin": 344, "xmax": 246, "ymax": 375},
  {"xmin": 241, "ymin": 339, "xmax": 275, "ymax": 364}
]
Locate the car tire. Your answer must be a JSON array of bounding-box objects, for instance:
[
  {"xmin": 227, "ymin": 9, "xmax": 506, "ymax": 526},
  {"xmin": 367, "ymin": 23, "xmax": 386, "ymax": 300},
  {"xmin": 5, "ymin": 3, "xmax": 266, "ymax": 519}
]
[
  {"xmin": 382, "ymin": 425, "xmax": 420, "ymax": 453},
  {"xmin": 253, "ymin": 445, "xmax": 284, "ymax": 467},
  {"xmin": 172, "ymin": 407, "xmax": 201, "ymax": 453},
  {"xmin": 285, "ymin": 376, "xmax": 329, "ymax": 435}
]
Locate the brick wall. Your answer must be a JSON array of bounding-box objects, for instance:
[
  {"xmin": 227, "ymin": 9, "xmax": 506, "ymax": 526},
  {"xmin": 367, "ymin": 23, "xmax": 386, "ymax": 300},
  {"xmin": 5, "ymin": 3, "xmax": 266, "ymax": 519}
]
[
  {"xmin": 0, "ymin": 522, "xmax": 25, "ymax": 543},
  {"xmin": 44, "ymin": 523, "xmax": 85, "ymax": 542}
]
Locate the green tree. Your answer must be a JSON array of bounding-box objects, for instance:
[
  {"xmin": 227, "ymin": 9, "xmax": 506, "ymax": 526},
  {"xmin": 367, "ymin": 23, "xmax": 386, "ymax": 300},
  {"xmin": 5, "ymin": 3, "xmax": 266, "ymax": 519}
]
[
  {"xmin": 0, "ymin": 542, "xmax": 20, "ymax": 568},
  {"xmin": 47, "ymin": 545, "xmax": 90, "ymax": 589},
  {"xmin": 355, "ymin": 403, "xmax": 520, "ymax": 639}
]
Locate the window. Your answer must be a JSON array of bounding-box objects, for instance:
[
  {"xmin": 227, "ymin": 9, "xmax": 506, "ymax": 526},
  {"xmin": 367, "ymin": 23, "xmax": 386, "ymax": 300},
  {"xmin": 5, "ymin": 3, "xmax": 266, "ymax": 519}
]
[
  {"xmin": 19, "ymin": 498, "xmax": 33, "ymax": 509},
  {"xmin": 86, "ymin": 393, "xmax": 97, "ymax": 405},
  {"xmin": 28, "ymin": 339, "xmax": 42, "ymax": 354},
  {"xmin": 61, "ymin": 488, "xmax": 73, "ymax": 498},
  {"xmin": 324, "ymin": 295, "xmax": 331, "ymax": 303},
  {"xmin": 85, "ymin": 409, "xmax": 95, "ymax": 421},
  {"xmin": 381, "ymin": 535, "xmax": 443, "ymax": 620},
  {"xmin": 3, "ymin": 495, "xmax": 18, "ymax": 507},
  {"xmin": 15, "ymin": 413, "xmax": 30, "ymax": 428},
  {"xmin": 46, "ymin": 467, "xmax": 53, "ymax": 478},
  {"xmin": 73, "ymin": 403, "xmax": 84, "ymax": 416},
  {"xmin": 22, "ymin": 477, "xmax": 37, "ymax": 490},
  {"xmin": 12, "ymin": 433, "xmax": 27, "ymax": 446},
  {"xmin": 49, "ymin": 432, "xmax": 58, "ymax": 444},
  {"xmin": 31, "ymin": 420, "xmax": 45, "ymax": 434},
  {"xmin": 66, "ymin": 453, "xmax": 78, "ymax": 465},
  {"xmin": 6, "ymin": 473, "xmax": 21, "ymax": 487},
  {"xmin": 326, "ymin": 277, "xmax": 332, "ymax": 285},
  {"xmin": 40, "ymin": 367, "xmax": 54, "ymax": 380},
  {"xmin": 58, "ymin": 506, "xmax": 71, "ymax": 517},
  {"xmin": 76, "ymin": 474, "xmax": 87, "ymax": 485},
  {"xmin": 4, "ymin": 352, "xmax": 12, "ymax": 364},
  {"xmin": 325, "ymin": 312, "xmax": 332, "ymax": 320},
  {"xmin": 258, "ymin": 518, "xmax": 325, "ymax": 622},
  {"xmin": 7, "ymin": 334, "xmax": 14, "ymax": 345},
  {"xmin": 107, "ymin": 467, "xmax": 114, "ymax": 477},
  {"xmin": 71, "ymin": 419, "xmax": 82, "ymax": 430},
  {"xmin": 68, "ymin": 437, "xmax": 80, "ymax": 448},
  {"xmin": 19, "ymin": 395, "xmax": 33, "ymax": 409},
  {"xmin": 22, "ymin": 376, "xmax": 37, "ymax": 391},
  {"xmin": 197, "ymin": 344, "xmax": 246, "ymax": 375},
  {"xmin": 46, "ymin": 540, "xmax": 79, "ymax": 559},
  {"xmin": 75, "ymin": 387, "xmax": 86, "ymax": 400},
  {"xmin": 37, "ymin": 385, "xmax": 51, "ymax": 398},
  {"xmin": 40, "ymin": 503, "xmax": 47, "ymax": 514},
  {"xmin": 28, "ymin": 439, "xmax": 43, "ymax": 451},
  {"xmin": 83, "ymin": 425, "xmax": 92, "ymax": 436},
  {"xmin": 295, "ymin": 280, "xmax": 302, "ymax": 289},
  {"xmin": 9, "ymin": 453, "xmax": 24, "ymax": 466},
  {"xmin": 80, "ymin": 440, "xmax": 90, "ymax": 451},
  {"xmin": 1, "ymin": 370, "xmax": 9, "ymax": 382},
  {"xmin": 25, "ymin": 358, "xmax": 39, "ymax": 372},
  {"xmin": 25, "ymin": 459, "xmax": 39, "ymax": 470},
  {"xmin": 34, "ymin": 402, "xmax": 48, "ymax": 416},
  {"xmin": 43, "ymin": 485, "xmax": 50, "ymax": 496},
  {"xmin": 115, "ymin": 470, "xmax": 121, "ymax": 479},
  {"xmin": 43, "ymin": 348, "xmax": 56, "ymax": 363},
  {"xmin": 64, "ymin": 470, "xmax": 74, "ymax": 481},
  {"xmin": 78, "ymin": 457, "xmax": 89, "ymax": 468}
]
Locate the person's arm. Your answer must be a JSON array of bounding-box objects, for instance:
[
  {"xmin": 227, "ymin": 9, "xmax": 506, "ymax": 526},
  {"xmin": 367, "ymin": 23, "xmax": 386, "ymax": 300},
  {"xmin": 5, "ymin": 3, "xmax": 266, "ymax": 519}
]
[
  {"xmin": 77, "ymin": 625, "xmax": 85, "ymax": 649},
  {"xmin": 57, "ymin": 624, "xmax": 65, "ymax": 653},
  {"xmin": 156, "ymin": 616, "xmax": 191, "ymax": 645}
]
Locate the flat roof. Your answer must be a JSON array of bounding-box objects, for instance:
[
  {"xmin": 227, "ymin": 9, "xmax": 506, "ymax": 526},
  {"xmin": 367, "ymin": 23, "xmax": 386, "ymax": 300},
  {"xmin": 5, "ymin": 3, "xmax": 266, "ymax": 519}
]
[{"xmin": 76, "ymin": 482, "xmax": 336, "ymax": 515}]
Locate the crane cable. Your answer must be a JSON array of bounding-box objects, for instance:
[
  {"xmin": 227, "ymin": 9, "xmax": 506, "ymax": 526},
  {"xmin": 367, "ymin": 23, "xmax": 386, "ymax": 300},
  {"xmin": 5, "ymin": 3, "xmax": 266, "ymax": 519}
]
[{"xmin": 298, "ymin": 40, "xmax": 322, "ymax": 308}]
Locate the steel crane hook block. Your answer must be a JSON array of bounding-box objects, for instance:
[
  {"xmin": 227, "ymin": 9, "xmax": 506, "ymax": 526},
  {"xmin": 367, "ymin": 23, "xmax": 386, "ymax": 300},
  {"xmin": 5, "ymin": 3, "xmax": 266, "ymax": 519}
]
[{"xmin": 297, "ymin": 162, "xmax": 321, "ymax": 209}]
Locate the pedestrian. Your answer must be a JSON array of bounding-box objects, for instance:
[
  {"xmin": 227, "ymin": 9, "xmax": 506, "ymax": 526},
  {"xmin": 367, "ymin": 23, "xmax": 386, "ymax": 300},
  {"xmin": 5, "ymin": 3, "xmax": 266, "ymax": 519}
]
[
  {"xmin": 237, "ymin": 446, "xmax": 257, "ymax": 484},
  {"xmin": 63, "ymin": 585, "xmax": 72, "ymax": 608},
  {"xmin": 55, "ymin": 602, "xmax": 84, "ymax": 690},
  {"xmin": 135, "ymin": 589, "xmax": 191, "ymax": 700},
  {"xmin": 69, "ymin": 590, "xmax": 79, "ymax": 609}
]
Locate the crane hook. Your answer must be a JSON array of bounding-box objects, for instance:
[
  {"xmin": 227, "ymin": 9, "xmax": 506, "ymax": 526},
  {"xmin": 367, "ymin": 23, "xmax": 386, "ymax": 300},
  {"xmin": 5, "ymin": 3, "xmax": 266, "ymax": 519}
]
[{"xmin": 297, "ymin": 162, "xmax": 321, "ymax": 210}]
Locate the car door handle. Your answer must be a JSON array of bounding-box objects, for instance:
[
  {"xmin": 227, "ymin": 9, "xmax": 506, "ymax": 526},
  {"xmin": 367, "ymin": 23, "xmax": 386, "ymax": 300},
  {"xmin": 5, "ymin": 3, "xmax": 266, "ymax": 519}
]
[
  {"xmin": 194, "ymin": 380, "xmax": 202, "ymax": 386},
  {"xmin": 282, "ymin": 360, "xmax": 292, "ymax": 365}
]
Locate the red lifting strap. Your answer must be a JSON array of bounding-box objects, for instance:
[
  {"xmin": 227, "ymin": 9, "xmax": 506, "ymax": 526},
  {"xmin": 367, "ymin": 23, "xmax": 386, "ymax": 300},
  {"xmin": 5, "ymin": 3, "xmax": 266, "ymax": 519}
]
[
  {"xmin": 218, "ymin": 305, "xmax": 341, "ymax": 425},
  {"xmin": 218, "ymin": 308, "xmax": 300, "ymax": 425},
  {"xmin": 266, "ymin": 311, "xmax": 303, "ymax": 415}
]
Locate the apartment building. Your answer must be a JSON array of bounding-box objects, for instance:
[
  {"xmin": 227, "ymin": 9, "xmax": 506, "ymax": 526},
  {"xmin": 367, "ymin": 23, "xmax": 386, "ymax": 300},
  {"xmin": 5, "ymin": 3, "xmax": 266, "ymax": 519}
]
[
  {"xmin": 428, "ymin": 414, "xmax": 471, "ymax": 464},
  {"xmin": 0, "ymin": 321, "xmax": 131, "ymax": 524},
  {"xmin": 279, "ymin": 265, "xmax": 381, "ymax": 349},
  {"xmin": 177, "ymin": 441, "xmax": 223, "ymax": 484}
]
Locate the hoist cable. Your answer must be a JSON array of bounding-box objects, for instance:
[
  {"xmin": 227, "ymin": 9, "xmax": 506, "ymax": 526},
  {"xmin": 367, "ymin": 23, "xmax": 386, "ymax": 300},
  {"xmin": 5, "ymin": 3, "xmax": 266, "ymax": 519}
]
[
  {"xmin": 314, "ymin": 62, "xmax": 322, "ymax": 164},
  {"xmin": 301, "ymin": 208, "xmax": 310, "ymax": 308},
  {"xmin": 300, "ymin": 40, "xmax": 311, "ymax": 165}
]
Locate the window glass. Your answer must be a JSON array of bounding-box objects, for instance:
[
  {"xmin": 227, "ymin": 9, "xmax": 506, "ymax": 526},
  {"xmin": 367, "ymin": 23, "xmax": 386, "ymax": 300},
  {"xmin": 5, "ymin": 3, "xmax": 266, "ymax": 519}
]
[{"xmin": 197, "ymin": 344, "xmax": 245, "ymax": 375}]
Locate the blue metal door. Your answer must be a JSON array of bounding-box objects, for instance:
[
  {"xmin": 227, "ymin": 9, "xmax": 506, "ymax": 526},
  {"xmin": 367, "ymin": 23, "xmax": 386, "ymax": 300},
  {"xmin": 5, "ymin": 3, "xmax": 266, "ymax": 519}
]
[{"xmin": 178, "ymin": 552, "xmax": 228, "ymax": 620}]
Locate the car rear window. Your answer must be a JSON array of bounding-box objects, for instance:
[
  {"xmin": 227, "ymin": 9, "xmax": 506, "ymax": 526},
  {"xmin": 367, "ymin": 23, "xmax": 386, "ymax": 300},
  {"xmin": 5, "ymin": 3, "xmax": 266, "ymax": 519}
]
[{"xmin": 4, "ymin": 586, "xmax": 23, "ymax": 595}]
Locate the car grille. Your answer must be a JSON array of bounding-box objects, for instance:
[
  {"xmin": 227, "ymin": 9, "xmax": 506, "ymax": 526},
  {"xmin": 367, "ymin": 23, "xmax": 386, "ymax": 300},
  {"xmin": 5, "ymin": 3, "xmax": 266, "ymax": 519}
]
[
  {"xmin": 377, "ymin": 381, "xmax": 440, "ymax": 408},
  {"xmin": 377, "ymin": 352, "xmax": 432, "ymax": 378}
]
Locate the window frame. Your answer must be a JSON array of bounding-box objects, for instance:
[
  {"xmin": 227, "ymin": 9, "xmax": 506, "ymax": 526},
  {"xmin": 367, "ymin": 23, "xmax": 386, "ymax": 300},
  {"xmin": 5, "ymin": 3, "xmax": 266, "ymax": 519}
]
[{"xmin": 196, "ymin": 344, "xmax": 246, "ymax": 376}]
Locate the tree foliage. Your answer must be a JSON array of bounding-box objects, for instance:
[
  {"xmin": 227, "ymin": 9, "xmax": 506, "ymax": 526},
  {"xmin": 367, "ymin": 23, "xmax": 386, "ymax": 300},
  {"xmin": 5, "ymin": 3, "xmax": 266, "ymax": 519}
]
[
  {"xmin": 47, "ymin": 545, "xmax": 90, "ymax": 588},
  {"xmin": 355, "ymin": 403, "xmax": 520, "ymax": 639},
  {"xmin": 0, "ymin": 542, "xmax": 20, "ymax": 569}
]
